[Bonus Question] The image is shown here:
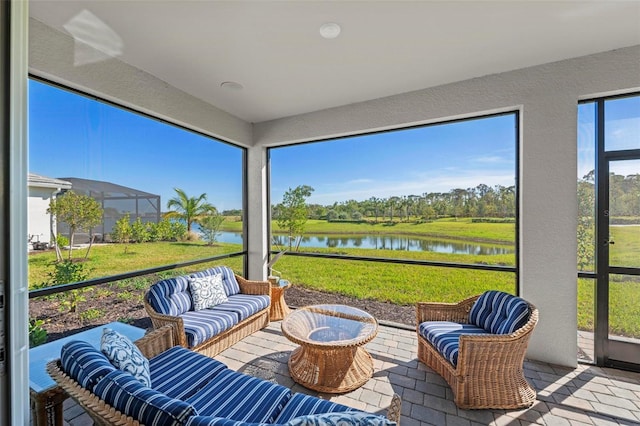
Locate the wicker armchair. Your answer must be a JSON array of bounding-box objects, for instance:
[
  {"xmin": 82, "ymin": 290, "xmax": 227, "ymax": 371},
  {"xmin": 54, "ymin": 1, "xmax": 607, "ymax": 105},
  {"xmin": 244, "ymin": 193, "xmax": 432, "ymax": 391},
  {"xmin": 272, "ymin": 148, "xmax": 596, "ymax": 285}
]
[
  {"xmin": 144, "ymin": 272, "xmax": 270, "ymax": 358},
  {"xmin": 416, "ymin": 293, "xmax": 538, "ymax": 410}
]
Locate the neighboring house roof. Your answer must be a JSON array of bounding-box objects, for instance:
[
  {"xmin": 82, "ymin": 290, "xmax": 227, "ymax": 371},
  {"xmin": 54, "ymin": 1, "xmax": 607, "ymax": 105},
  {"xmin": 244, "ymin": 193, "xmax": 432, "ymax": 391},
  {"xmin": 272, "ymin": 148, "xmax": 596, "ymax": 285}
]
[
  {"xmin": 28, "ymin": 173, "xmax": 72, "ymax": 190},
  {"xmin": 57, "ymin": 177, "xmax": 159, "ymax": 199}
]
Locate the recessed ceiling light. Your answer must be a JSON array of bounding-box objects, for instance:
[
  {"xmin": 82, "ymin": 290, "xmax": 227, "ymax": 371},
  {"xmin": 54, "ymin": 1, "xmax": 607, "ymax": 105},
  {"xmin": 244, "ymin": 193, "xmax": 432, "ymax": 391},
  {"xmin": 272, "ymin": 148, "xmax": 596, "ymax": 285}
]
[
  {"xmin": 220, "ymin": 81, "xmax": 243, "ymax": 90},
  {"xmin": 319, "ymin": 22, "xmax": 341, "ymax": 39}
]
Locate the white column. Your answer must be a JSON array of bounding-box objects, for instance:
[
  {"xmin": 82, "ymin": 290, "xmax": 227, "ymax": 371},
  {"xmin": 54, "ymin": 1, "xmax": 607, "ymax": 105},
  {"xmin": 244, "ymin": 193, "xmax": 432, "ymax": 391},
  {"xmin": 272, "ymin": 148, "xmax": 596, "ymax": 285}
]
[{"xmin": 245, "ymin": 144, "xmax": 269, "ymax": 281}]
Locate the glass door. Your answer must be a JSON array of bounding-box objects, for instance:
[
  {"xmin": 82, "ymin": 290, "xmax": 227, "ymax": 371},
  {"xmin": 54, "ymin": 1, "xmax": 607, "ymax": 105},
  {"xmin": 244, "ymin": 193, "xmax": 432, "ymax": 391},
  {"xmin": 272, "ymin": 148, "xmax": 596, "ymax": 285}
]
[{"xmin": 603, "ymin": 158, "xmax": 640, "ymax": 368}]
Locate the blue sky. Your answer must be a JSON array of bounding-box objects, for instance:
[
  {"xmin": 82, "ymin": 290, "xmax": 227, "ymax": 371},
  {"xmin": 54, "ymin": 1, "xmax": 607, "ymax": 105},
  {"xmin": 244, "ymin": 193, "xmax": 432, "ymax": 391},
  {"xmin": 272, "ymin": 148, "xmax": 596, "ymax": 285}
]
[
  {"xmin": 578, "ymin": 96, "xmax": 640, "ymax": 180},
  {"xmin": 29, "ymin": 80, "xmax": 243, "ymax": 212},
  {"xmin": 30, "ymin": 80, "xmax": 519, "ymax": 210},
  {"xmin": 270, "ymin": 115, "xmax": 517, "ymax": 205}
]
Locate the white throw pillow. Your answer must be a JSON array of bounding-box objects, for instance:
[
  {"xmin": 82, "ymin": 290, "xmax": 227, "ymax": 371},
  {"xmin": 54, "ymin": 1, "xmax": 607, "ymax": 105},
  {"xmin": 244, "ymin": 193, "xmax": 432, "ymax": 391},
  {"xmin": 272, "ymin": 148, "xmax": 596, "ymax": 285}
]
[
  {"xmin": 100, "ymin": 328, "xmax": 151, "ymax": 387},
  {"xmin": 188, "ymin": 273, "xmax": 228, "ymax": 311}
]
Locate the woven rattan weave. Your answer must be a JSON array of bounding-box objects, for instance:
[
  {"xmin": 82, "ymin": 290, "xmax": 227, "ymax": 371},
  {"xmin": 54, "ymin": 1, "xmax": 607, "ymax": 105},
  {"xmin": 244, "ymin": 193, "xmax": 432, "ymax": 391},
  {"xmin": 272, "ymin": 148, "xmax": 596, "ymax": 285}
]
[
  {"xmin": 281, "ymin": 304, "xmax": 378, "ymax": 393},
  {"xmin": 416, "ymin": 295, "xmax": 539, "ymax": 409}
]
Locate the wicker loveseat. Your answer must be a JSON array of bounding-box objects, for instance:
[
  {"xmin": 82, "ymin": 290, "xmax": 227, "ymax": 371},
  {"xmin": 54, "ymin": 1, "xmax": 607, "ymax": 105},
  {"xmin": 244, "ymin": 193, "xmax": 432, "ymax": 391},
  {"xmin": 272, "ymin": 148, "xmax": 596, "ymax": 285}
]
[
  {"xmin": 416, "ymin": 290, "xmax": 539, "ymax": 410},
  {"xmin": 47, "ymin": 326, "xmax": 401, "ymax": 426},
  {"xmin": 144, "ymin": 266, "xmax": 271, "ymax": 357}
]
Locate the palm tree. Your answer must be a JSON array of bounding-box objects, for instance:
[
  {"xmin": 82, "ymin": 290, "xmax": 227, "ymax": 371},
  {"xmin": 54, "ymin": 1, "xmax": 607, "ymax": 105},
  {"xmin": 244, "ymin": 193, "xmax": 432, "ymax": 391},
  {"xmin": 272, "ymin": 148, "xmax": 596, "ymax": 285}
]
[{"xmin": 164, "ymin": 188, "xmax": 215, "ymax": 232}]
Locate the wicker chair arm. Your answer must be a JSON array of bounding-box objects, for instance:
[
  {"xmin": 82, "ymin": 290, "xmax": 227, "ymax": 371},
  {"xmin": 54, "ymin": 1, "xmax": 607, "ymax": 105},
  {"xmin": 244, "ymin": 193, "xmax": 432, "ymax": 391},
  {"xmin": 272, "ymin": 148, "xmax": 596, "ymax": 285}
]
[
  {"xmin": 416, "ymin": 295, "xmax": 479, "ymax": 324},
  {"xmin": 46, "ymin": 360, "xmax": 141, "ymax": 425},
  {"xmin": 456, "ymin": 306, "xmax": 538, "ymax": 376},
  {"xmin": 143, "ymin": 293, "xmax": 188, "ymax": 347},
  {"xmin": 235, "ymin": 275, "xmax": 270, "ymax": 296},
  {"xmin": 134, "ymin": 325, "xmax": 175, "ymax": 359}
]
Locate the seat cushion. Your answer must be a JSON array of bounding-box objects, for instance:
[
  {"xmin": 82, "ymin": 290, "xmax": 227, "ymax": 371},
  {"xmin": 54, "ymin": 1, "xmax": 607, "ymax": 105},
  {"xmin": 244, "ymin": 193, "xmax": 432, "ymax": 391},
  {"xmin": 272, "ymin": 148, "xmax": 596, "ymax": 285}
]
[
  {"xmin": 150, "ymin": 346, "xmax": 228, "ymax": 400},
  {"xmin": 274, "ymin": 393, "xmax": 356, "ymax": 423},
  {"xmin": 191, "ymin": 266, "xmax": 241, "ymax": 296},
  {"xmin": 180, "ymin": 309, "xmax": 238, "ymax": 348},
  {"xmin": 468, "ymin": 290, "xmax": 530, "ymax": 334},
  {"xmin": 211, "ymin": 294, "xmax": 270, "ymax": 322},
  {"xmin": 60, "ymin": 340, "xmax": 116, "ymax": 391},
  {"xmin": 418, "ymin": 321, "xmax": 489, "ymax": 367},
  {"xmin": 186, "ymin": 369, "xmax": 292, "ymax": 423},
  {"xmin": 148, "ymin": 275, "xmax": 193, "ymax": 316},
  {"xmin": 94, "ymin": 370, "xmax": 197, "ymax": 426}
]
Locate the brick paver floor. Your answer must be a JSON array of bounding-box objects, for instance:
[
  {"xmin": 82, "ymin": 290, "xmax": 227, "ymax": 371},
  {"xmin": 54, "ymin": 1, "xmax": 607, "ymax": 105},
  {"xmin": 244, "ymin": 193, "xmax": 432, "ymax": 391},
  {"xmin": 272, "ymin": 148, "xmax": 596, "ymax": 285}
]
[{"xmin": 61, "ymin": 322, "xmax": 640, "ymax": 426}]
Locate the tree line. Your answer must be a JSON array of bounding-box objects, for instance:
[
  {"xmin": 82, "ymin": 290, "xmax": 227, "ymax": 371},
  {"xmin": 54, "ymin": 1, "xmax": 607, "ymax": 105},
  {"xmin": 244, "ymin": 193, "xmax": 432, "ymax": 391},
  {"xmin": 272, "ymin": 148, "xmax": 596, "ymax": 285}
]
[{"xmin": 272, "ymin": 183, "xmax": 516, "ymax": 223}]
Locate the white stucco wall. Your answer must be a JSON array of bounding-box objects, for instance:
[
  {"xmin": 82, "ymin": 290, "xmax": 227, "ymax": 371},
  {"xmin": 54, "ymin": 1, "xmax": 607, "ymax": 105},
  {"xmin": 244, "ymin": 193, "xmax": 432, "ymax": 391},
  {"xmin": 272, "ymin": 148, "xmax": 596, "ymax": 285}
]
[
  {"xmin": 27, "ymin": 187, "xmax": 54, "ymax": 245},
  {"xmin": 253, "ymin": 46, "xmax": 640, "ymax": 367}
]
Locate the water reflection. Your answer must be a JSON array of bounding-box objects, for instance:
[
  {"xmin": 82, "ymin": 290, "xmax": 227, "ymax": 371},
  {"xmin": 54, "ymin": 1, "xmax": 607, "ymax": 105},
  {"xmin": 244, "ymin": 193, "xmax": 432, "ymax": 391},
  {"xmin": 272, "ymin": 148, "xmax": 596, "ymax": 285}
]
[{"xmin": 219, "ymin": 231, "xmax": 513, "ymax": 255}]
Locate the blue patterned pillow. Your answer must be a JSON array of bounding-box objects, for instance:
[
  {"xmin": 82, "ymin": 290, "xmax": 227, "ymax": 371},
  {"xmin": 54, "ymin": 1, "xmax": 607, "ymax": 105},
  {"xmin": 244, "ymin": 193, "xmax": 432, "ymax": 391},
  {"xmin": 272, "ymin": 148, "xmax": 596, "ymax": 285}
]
[
  {"xmin": 286, "ymin": 412, "xmax": 395, "ymax": 426},
  {"xmin": 100, "ymin": 328, "xmax": 151, "ymax": 387},
  {"xmin": 188, "ymin": 273, "xmax": 228, "ymax": 311}
]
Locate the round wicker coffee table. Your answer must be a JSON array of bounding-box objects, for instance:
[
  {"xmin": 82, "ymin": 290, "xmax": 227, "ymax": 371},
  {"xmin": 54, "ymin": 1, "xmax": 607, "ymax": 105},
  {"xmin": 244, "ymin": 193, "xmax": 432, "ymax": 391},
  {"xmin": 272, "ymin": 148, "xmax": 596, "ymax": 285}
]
[{"xmin": 281, "ymin": 304, "xmax": 378, "ymax": 393}]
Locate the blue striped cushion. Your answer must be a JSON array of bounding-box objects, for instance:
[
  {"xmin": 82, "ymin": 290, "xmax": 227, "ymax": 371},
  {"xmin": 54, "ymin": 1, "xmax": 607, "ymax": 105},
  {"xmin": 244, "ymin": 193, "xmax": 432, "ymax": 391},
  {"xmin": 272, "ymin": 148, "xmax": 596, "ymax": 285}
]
[
  {"xmin": 192, "ymin": 266, "xmax": 241, "ymax": 296},
  {"xmin": 148, "ymin": 276, "xmax": 193, "ymax": 316},
  {"xmin": 180, "ymin": 310, "xmax": 238, "ymax": 347},
  {"xmin": 185, "ymin": 417, "xmax": 269, "ymax": 426},
  {"xmin": 274, "ymin": 393, "xmax": 356, "ymax": 423},
  {"xmin": 186, "ymin": 369, "xmax": 292, "ymax": 423},
  {"xmin": 60, "ymin": 340, "xmax": 116, "ymax": 391},
  {"xmin": 418, "ymin": 321, "xmax": 489, "ymax": 366},
  {"xmin": 212, "ymin": 295, "xmax": 270, "ymax": 322},
  {"xmin": 150, "ymin": 346, "xmax": 228, "ymax": 399},
  {"xmin": 468, "ymin": 290, "xmax": 530, "ymax": 334},
  {"xmin": 94, "ymin": 370, "xmax": 197, "ymax": 426}
]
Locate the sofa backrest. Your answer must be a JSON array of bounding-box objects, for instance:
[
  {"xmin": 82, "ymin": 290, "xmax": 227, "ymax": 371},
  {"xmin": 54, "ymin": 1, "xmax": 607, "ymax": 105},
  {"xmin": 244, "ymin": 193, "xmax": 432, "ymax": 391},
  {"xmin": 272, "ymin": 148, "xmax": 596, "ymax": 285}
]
[
  {"xmin": 468, "ymin": 290, "xmax": 530, "ymax": 334},
  {"xmin": 148, "ymin": 275, "xmax": 193, "ymax": 316},
  {"xmin": 61, "ymin": 340, "xmax": 116, "ymax": 391},
  {"xmin": 190, "ymin": 266, "xmax": 241, "ymax": 296}
]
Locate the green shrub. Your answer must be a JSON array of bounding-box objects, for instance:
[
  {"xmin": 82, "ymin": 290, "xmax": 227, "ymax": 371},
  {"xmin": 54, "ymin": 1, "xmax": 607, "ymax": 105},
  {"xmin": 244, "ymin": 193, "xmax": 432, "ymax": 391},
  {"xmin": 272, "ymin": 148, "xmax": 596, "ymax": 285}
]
[
  {"xmin": 55, "ymin": 234, "xmax": 69, "ymax": 248},
  {"xmin": 29, "ymin": 318, "xmax": 48, "ymax": 347},
  {"xmin": 131, "ymin": 217, "xmax": 150, "ymax": 243}
]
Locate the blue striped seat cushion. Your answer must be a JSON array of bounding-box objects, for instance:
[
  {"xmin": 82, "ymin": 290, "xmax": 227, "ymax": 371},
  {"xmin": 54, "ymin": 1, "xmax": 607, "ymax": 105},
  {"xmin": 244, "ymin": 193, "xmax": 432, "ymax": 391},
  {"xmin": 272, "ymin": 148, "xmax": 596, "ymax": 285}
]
[
  {"xmin": 94, "ymin": 370, "xmax": 197, "ymax": 426},
  {"xmin": 274, "ymin": 393, "xmax": 356, "ymax": 423},
  {"xmin": 185, "ymin": 417, "xmax": 269, "ymax": 426},
  {"xmin": 418, "ymin": 321, "xmax": 489, "ymax": 367},
  {"xmin": 148, "ymin": 275, "xmax": 193, "ymax": 316},
  {"xmin": 180, "ymin": 309, "xmax": 238, "ymax": 347},
  {"xmin": 60, "ymin": 340, "xmax": 116, "ymax": 391},
  {"xmin": 212, "ymin": 295, "xmax": 270, "ymax": 322},
  {"xmin": 186, "ymin": 369, "xmax": 292, "ymax": 423},
  {"xmin": 150, "ymin": 346, "xmax": 228, "ymax": 399},
  {"xmin": 468, "ymin": 290, "xmax": 530, "ymax": 334},
  {"xmin": 191, "ymin": 266, "xmax": 241, "ymax": 296}
]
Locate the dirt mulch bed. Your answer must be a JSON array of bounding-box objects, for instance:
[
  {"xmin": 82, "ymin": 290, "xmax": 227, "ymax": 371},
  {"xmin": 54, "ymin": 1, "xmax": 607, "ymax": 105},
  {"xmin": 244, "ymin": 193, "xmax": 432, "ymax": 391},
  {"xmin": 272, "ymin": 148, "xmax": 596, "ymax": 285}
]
[{"xmin": 29, "ymin": 283, "xmax": 416, "ymax": 344}]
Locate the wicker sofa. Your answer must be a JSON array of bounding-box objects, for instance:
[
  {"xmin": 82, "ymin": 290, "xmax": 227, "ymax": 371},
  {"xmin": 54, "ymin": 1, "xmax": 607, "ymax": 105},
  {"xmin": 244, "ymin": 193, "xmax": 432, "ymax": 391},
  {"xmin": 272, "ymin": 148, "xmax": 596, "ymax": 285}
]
[
  {"xmin": 416, "ymin": 290, "xmax": 539, "ymax": 410},
  {"xmin": 47, "ymin": 326, "xmax": 401, "ymax": 426},
  {"xmin": 144, "ymin": 266, "xmax": 271, "ymax": 357}
]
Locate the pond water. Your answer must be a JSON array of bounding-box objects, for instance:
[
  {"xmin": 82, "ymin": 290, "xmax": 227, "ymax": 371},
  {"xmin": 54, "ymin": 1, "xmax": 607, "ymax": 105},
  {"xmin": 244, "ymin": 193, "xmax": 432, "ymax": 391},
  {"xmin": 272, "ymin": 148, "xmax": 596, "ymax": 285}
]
[{"xmin": 217, "ymin": 231, "xmax": 513, "ymax": 255}]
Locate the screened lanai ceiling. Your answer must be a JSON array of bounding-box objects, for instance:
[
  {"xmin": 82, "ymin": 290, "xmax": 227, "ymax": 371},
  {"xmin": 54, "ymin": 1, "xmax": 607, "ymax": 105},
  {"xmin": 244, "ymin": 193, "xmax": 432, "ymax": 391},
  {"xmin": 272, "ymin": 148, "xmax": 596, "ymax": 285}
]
[{"xmin": 29, "ymin": 1, "xmax": 640, "ymax": 123}]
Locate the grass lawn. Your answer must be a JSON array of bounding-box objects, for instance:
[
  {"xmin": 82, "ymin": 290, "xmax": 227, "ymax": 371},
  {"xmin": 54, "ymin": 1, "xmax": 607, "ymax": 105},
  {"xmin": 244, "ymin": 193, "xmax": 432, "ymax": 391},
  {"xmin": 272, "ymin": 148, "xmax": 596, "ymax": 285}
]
[{"xmin": 28, "ymin": 221, "xmax": 640, "ymax": 339}]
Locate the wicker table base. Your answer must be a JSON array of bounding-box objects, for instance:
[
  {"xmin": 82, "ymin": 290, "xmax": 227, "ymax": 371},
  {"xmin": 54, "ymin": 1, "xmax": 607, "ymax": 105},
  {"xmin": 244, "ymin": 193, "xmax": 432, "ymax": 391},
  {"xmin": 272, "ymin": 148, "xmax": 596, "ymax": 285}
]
[
  {"xmin": 288, "ymin": 343, "xmax": 374, "ymax": 393},
  {"xmin": 281, "ymin": 305, "xmax": 378, "ymax": 394}
]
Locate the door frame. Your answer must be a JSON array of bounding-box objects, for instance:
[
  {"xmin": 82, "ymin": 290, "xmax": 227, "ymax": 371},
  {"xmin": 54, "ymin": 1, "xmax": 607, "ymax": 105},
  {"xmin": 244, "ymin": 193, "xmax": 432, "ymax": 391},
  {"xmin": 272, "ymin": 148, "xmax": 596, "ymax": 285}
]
[{"xmin": 593, "ymin": 96, "xmax": 640, "ymax": 371}]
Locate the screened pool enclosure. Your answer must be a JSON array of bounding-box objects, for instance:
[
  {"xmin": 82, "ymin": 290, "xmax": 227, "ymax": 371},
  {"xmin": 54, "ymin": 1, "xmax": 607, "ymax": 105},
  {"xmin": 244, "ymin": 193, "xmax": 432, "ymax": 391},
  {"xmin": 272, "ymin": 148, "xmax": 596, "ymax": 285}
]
[{"xmin": 57, "ymin": 177, "xmax": 161, "ymax": 242}]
